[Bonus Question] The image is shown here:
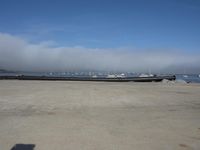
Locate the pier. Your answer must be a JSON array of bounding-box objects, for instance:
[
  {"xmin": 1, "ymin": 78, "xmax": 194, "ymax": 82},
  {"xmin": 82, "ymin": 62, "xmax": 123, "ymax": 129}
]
[{"xmin": 0, "ymin": 75, "xmax": 176, "ymax": 82}]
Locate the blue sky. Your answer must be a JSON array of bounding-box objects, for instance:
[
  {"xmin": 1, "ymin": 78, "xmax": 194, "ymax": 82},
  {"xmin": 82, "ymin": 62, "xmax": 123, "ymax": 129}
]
[
  {"xmin": 0, "ymin": 0, "xmax": 200, "ymax": 72},
  {"xmin": 1, "ymin": 0, "xmax": 200, "ymax": 50}
]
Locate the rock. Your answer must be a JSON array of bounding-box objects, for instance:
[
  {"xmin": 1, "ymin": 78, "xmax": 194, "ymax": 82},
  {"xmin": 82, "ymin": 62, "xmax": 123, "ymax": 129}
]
[
  {"xmin": 162, "ymin": 79, "xmax": 170, "ymax": 83},
  {"xmin": 162, "ymin": 79, "xmax": 175, "ymax": 84}
]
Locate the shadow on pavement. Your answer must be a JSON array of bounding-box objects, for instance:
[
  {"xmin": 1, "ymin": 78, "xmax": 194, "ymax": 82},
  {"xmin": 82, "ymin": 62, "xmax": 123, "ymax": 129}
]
[{"xmin": 10, "ymin": 144, "xmax": 35, "ymax": 150}]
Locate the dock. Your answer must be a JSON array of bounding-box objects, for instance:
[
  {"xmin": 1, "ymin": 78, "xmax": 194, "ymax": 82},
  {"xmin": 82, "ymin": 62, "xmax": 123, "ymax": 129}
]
[{"xmin": 0, "ymin": 75, "xmax": 176, "ymax": 82}]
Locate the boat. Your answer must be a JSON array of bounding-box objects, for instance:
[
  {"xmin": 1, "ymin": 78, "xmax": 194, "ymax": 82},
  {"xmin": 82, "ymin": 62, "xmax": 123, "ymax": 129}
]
[
  {"xmin": 107, "ymin": 74, "xmax": 116, "ymax": 78},
  {"xmin": 139, "ymin": 73, "xmax": 155, "ymax": 77},
  {"xmin": 183, "ymin": 68, "xmax": 188, "ymax": 78},
  {"xmin": 183, "ymin": 75, "xmax": 188, "ymax": 78}
]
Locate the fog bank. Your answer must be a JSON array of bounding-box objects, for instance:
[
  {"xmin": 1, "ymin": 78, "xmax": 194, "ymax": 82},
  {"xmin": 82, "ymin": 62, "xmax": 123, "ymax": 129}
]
[{"xmin": 0, "ymin": 33, "xmax": 199, "ymax": 73}]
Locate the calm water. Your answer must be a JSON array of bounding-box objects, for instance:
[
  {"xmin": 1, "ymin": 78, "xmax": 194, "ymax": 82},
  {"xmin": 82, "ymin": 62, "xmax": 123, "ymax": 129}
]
[{"xmin": 176, "ymin": 74, "xmax": 200, "ymax": 83}]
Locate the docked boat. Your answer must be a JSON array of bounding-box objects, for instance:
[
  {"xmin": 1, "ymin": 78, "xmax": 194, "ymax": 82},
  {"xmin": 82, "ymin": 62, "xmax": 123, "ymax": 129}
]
[
  {"xmin": 183, "ymin": 75, "xmax": 188, "ymax": 78},
  {"xmin": 139, "ymin": 74, "xmax": 155, "ymax": 77}
]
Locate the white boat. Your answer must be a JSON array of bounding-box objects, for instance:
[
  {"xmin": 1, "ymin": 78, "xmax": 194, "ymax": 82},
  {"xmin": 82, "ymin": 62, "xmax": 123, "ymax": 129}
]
[
  {"xmin": 116, "ymin": 73, "xmax": 126, "ymax": 78},
  {"xmin": 139, "ymin": 68, "xmax": 155, "ymax": 78},
  {"xmin": 183, "ymin": 68, "xmax": 188, "ymax": 78},
  {"xmin": 183, "ymin": 75, "xmax": 188, "ymax": 78},
  {"xmin": 92, "ymin": 75, "xmax": 97, "ymax": 78},
  {"xmin": 107, "ymin": 74, "xmax": 116, "ymax": 78},
  {"xmin": 139, "ymin": 74, "xmax": 155, "ymax": 77}
]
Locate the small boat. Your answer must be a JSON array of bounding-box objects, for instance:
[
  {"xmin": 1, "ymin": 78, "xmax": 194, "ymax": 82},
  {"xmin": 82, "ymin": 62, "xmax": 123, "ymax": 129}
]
[
  {"xmin": 183, "ymin": 75, "xmax": 188, "ymax": 78},
  {"xmin": 92, "ymin": 75, "xmax": 97, "ymax": 78},
  {"xmin": 139, "ymin": 73, "xmax": 155, "ymax": 77},
  {"xmin": 107, "ymin": 74, "xmax": 116, "ymax": 78},
  {"xmin": 183, "ymin": 68, "xmax": 188, "ymax": 78}
]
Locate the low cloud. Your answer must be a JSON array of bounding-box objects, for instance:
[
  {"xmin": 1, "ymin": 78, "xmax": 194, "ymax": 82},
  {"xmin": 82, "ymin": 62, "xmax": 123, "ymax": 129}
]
[{"xmin": 0, "ymin": 33, "xmax": 199, "ymax": 73}]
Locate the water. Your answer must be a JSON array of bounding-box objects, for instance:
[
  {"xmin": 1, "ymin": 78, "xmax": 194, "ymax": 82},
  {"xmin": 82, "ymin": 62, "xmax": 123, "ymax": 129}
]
[{"xmin": 176, "ymin": 74, "xmax": 200, "ymax": 83}]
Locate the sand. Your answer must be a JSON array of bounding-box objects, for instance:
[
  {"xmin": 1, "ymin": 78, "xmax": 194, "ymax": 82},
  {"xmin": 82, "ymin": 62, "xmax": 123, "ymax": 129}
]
[{"xmin": 0, "ymin": 80, "xmax": 200, "ymax": 150}]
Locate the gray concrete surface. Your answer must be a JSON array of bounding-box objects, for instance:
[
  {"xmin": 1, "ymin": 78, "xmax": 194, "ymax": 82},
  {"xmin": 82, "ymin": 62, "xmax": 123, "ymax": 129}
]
[{"xmin": 0, "ymin": 80, "xmax": 200, "ymax": 150}]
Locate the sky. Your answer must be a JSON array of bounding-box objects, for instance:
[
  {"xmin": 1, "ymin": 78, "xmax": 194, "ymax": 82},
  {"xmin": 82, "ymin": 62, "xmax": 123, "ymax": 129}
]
[{"xmin": 0, "ymin": 0, "xmax": 200, "ymax": 73}]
